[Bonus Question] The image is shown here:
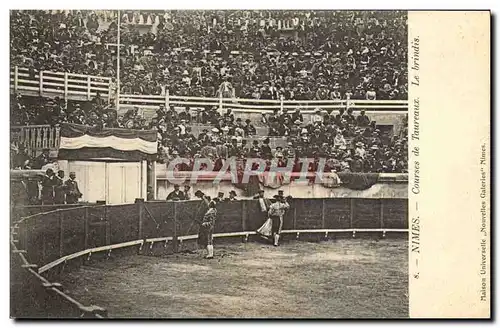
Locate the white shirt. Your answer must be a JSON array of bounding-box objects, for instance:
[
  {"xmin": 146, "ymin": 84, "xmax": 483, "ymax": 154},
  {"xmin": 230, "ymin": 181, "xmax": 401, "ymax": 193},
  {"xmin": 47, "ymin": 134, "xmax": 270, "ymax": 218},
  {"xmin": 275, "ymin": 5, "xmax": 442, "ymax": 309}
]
[
  {"xmin": 178, "ymin": 124, "xmax": 186, "ymax": 135},
  {"xmin": 313, "ymin": 114, "xmax": 323, "ymax": 123},
  {"xmin": 355, "ymin": 147, "xmax": 366, "ymax": 159},
  {"xmin": 366, "ymin": 90, "xmax": 376, "ymax": 100}
]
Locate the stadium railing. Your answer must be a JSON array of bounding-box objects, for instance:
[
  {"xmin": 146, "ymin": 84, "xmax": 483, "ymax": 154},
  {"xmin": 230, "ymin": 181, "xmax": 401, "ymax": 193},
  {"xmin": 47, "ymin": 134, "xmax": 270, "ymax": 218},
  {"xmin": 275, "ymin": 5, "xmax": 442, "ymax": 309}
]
[
  {"xmin": 11, "ymin": 125, "xmax": 61, "ymax": 154},
  {"xmin": 10, "ymin": 66, "xmax": 112, "ymax": 103},
  {"xmin": 120, "ymin": 92, "xmax": 408, "ymax": 114},
  {"xmin": 10, "ymin": 66, "xmax": 407, "ymax": 114},
  {"xmin": 10, "ymin": 65, "xmax": 407, "ymax": 152}
]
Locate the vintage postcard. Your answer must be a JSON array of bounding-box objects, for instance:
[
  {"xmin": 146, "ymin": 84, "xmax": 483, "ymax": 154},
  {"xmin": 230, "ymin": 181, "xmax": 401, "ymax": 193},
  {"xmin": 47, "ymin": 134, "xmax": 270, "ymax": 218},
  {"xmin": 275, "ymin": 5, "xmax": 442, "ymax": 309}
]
[{"xmin": 8, "ymin": 9, "xmax": 490, "ymax": 319}]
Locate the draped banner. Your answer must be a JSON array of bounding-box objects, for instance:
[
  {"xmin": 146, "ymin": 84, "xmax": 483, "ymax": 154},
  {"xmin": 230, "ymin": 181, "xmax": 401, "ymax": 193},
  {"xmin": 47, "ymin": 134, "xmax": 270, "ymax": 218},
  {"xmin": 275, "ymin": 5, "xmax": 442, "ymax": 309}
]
[{"xmin": 58, "ymin": 123, "xmax": 157, "ymax": 160}]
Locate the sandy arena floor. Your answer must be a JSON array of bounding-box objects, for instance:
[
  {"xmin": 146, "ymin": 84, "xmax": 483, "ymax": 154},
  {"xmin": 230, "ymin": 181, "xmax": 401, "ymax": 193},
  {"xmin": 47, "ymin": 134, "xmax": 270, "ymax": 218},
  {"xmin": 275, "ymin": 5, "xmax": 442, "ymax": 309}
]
[{"xmin": 59, "ymin": 239, "xmax": 408, "ymax": 318}]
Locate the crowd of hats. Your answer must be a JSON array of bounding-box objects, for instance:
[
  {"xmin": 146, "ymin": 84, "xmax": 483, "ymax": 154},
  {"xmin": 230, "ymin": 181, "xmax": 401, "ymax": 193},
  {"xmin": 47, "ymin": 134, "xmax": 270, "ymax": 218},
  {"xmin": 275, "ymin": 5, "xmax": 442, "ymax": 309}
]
[
  {"xmin": 152, "ymin": 103, "xmax": 409, "ymax": 173},
  {"xmin": 11, "ymin": 10, "xmax": 407, "ymax": 101},
  {"xmin": 11, "ymin": 90, "xmax": 408, "ymax": 173}
]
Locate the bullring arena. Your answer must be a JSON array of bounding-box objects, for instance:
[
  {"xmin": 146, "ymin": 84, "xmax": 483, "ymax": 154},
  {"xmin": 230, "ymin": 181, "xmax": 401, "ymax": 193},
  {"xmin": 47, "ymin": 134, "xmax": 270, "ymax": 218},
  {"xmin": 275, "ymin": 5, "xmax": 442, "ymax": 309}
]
[
  {"xmin": 11, "ymin": 197, "xmax": 408, "ymax": 318},
  {"xmin": 59, "ymin": 239, "xmax": 408, "ymax": 318}
]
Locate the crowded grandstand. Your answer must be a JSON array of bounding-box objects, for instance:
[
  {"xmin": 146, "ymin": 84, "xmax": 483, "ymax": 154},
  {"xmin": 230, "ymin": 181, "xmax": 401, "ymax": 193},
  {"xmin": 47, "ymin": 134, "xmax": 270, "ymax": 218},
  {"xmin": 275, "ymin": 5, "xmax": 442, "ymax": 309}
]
[{"xmin": 10, "ymin": 10, "xmax": 408, "ymax": 175}]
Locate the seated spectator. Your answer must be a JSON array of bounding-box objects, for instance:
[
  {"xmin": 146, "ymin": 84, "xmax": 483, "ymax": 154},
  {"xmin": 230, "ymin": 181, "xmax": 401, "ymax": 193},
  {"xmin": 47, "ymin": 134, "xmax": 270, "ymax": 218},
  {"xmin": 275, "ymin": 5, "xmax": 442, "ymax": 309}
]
[
  {"xmin": 356, "ymin": 110, "xmax": 371, "ymax": 127},
  {"xmin": 166, "ymin": 184, "xmax": 185, "ymax": 201}
]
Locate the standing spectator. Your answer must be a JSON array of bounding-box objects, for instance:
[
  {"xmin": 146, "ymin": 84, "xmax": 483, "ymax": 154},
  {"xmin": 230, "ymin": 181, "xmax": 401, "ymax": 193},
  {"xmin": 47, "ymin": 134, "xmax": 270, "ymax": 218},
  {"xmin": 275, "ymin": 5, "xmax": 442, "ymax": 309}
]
[
  {"xmin": 41, "ymin": 168, "xmax": 56, "ymax": 205},
  {"xmin": 65, "ymin": 172, "xmax": 83, "ymax": 204},
  {"xmin": 53, "ymin": 170, "xmax": 66, "ymax": 204},
  {"xmin": 184, "ymin": 185, "xmax": 192, "ymax": 200},
  {"xmin": 147, "ymin": 186, "xmax": 154, "ymax": 201},
  {"xmin": 356, "ymin": 110, "xmax": 371, "ymax": 127}
]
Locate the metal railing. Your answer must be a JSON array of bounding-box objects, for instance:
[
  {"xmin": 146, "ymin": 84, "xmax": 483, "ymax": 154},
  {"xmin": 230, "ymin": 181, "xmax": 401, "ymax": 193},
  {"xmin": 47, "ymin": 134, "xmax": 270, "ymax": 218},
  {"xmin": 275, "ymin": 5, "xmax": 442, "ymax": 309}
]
[{"xmin": 10, "ymin": 66, "xmax": 112, "ymax": 102}]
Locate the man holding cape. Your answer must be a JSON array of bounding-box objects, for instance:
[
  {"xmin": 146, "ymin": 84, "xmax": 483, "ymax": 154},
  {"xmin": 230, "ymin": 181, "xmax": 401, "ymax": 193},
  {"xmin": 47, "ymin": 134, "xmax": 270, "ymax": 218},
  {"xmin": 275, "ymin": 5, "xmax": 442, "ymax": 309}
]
[{"xmin": 257, "ymin": 194, "xmax": 290, "ymax": 246}]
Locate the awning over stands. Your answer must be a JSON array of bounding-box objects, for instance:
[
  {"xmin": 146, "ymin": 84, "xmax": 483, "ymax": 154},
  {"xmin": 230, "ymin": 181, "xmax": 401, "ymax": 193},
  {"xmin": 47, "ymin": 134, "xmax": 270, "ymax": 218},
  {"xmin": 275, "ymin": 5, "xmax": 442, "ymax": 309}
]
[{"xmin": 58, "ymin": 123, "xmax": 157, "ymax": 161}]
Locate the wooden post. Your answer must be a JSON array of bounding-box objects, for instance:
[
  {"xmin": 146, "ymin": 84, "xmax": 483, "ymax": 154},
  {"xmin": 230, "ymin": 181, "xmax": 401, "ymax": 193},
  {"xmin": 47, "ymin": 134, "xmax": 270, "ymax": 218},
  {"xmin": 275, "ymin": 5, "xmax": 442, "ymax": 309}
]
[
  {"xmin": 14, "ymin": 66, "xmax": 18, "ymax": 93},
  {"xmin": 141, "ymin": 160, "xmax": 148, "ymax": 200},
  {"xmin": 87, "ymin": 76, "xmax": 92, "ymax": 100},
  {"xmin": 35, "ymin": 127, "xmax": 42, "ymax": 149},
  {"xmin": 42, "ymin": 126, "xmax": 49, "ymax": 149},
  {"xmin": 84, "ymin": 207, "xmax": 89, "ymax": 250},
  {"xmin": 172, "ymin": 202, "xmax": 178, "ymax": 253},
  {"xmin": 59, "ymin": 212, "xmax": 64, "ymax": 258},
  {"xmin": 349, "ymin": 199, "xmax": 355, "ymax": 228},
  {"xmin": 152, "ymin": 161, "xmax": 157, "ymax": 200},
  {"xmin": 104, "ymin": 206, "xmax": 110, "ymax": 245},
  {"xmin": 321, "ymin": 199, "xmax": 326, "ymax": 229},
  {"xmin": 136, "ymin": 198, "xmax": 145, "ymax": 241},
  {"xmin": 41, "ymin": 225, "xmax": 46, "ymax": 265},
  {"xmin": 107, "ymin": 78, "xmax": 112, "ymax": 105},
  {"xmin": 64, "ymin": 72, "xmax": 68, "ymax": 99},
  {"xmin": 241, "ymin": 201, "xmax": 248, "ymax": 231},
  {"xmin": 48, "ymin": 126, "xmax": 54, "ymax": 149},
  {"xmin": 55, "ymin": 126, "xmax": 61, "ymax": 148},
  {"xmin": 219, "ymin": 91, "xmax": 223, "ymax": 115},
  {"xmin": 39, "ymin": 70, "xmax": 44, "ymax": 96},
  {"xmin": 293, "ymin": 206, "xmax": 297, "ymax": 230},
  {"xmin": 380, "ymin": 199, "xmax": 385, "ymax": 229},
  {"xmin": 165, "ymin": 89, "xmax": 170, "ymax": 108}
]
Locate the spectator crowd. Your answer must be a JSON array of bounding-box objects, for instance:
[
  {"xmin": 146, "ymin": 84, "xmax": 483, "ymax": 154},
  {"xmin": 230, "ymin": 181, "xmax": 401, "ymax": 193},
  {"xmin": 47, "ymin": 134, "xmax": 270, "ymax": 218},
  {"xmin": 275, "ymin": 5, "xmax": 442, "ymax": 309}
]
[
  {"xmin": 150, "ymin": 104, "xmax": 408, "ymax": 174},
  {"xmin": 11, "ymin": 10, "xmax": 407, "ymax": 101},
  {"xmin": 10, "ymin": 10, "xmax": 408, "ymax": 175},
  {"xmin": 11, "ymin": 92, "xmax": 407, "ymax": 174}
]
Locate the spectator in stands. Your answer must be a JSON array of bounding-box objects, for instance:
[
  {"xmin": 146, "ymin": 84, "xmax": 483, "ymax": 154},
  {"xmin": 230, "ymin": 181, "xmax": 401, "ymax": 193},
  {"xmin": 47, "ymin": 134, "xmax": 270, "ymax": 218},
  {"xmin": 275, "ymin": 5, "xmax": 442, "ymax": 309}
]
[
  {"xmin": 213, "ymin": 192, "xmax": 225, "ymax": 203},
  {"xmin": 356, "ymin": 110, "xmax": 370, "ymax": 127},
  {"xmin": 226, "ymin": 190, "xmax": 238, "ymax": 202},
  {"xmin": 10, "ymin": 10, "xmax": 408, "ymax": 175},
  {"xmin": 243, "ymin": 119, "xmax": 256, "ymax": 136},
  {"xmin": 11, "ymin": 10, "xmax": 407, "ymax": 100},
  {"xmin": 166, "ymin": 184, "xmax": 185, "ymax": 201},
  {"xmin": 54, "ymin": 170, "xmax": 66, "ymax": 204},
  {"xmin": 33, "ymin": 148, "xmax": 51, "ymax": 169},
  {"xmin": 184, "ymin": 185, "xmax": 192, "ymax": 200},
  {"xmin": 65, "ymin": 172, "xmax": 83, "ymax": 204},
  {"xmin": 11, "ymin": 144, "xmax": 32, "ymax": 169},
  {"xmin": 41, "ymin": 168, "xmax": 55, "ymax": 205},
  {"xmin": 147, "ymin": 185, "xmax": 154, "ymax": 201}
]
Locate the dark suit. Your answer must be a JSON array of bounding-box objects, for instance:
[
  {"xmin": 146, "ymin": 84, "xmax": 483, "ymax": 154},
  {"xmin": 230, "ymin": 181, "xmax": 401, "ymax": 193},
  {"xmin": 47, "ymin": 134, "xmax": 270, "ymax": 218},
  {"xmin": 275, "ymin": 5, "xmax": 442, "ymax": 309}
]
[
  {"xmin": 166, "ymin": 190, "xmax": 185, "ymax": 201},
  {"xmin": 64, "ymin": 179, "xmax": 82, "ymax": 204},
  {"xmin": 41, "ymin": 175, "xmax": 55, "ymax": 205},
  {"xmin": 53, "ymin": 176, "xmax": 66, "ymax": 204}
]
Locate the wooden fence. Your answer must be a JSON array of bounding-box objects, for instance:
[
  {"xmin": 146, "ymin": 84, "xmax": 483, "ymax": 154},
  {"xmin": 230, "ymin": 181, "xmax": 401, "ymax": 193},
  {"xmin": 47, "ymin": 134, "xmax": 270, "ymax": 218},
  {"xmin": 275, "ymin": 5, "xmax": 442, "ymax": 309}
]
[
  {"xmin": 12, "ymin": 197, "xmax": 407, "ymax": 318},
  {"xmin": 16, "ymin": 197, "xmax": 408, "ymax": 270},
  {"xmin": 10, "ymin": 66, "xmax": 112, "ymax": 102}
]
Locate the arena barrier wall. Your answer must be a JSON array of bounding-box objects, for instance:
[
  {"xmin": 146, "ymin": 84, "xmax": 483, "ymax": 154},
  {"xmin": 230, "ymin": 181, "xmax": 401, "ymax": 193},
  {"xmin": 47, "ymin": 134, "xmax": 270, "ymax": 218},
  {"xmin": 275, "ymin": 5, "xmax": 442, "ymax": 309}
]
[
  {"xmin": 156, "ymin": 172, "xmax": 409, "ymax": 200},
  {"xmin": 12, "ymin": 197, "xmax": 407, "ymax": 318}
]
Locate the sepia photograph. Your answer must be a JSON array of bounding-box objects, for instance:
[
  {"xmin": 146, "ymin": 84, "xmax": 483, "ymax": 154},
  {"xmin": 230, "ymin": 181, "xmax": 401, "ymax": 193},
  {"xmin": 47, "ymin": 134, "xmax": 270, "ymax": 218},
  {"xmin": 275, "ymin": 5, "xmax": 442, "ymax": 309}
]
[{"xmin": 7, "ymin": 7, "xmax": 489, "ymax": 320}]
